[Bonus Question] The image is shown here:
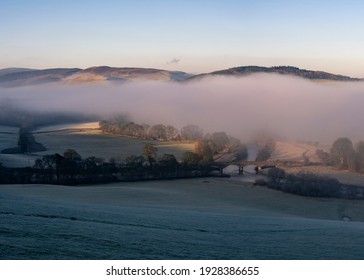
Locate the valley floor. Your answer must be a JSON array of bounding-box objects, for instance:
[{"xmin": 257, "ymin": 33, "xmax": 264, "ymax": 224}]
[{"xmin": 1, "ymin": 178, "xmax": 364, "ymax": 259}]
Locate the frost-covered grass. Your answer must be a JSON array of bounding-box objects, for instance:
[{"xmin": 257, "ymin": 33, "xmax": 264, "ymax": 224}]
[
  {"xmin": 1, "ymin": 178, "xmax": 364, "ymax": 259},
  {"xmin": 0, "ymin": 125, "xmax": 17, "ymax": 148}
]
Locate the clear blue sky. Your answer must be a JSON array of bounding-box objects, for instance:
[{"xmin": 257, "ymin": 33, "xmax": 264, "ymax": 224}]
[{"xmin": 1, "ymin": 0, "xmax": 364, "ymax": 76}]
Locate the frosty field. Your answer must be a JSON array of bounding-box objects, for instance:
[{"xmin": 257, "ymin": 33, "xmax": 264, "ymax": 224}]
[{"xmin": 1, "ymin": 178, "xmax": 364, "ymax": 260}]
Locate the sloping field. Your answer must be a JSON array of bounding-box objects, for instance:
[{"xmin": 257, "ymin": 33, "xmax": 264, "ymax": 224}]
[
  {"xmin": 270, "ymin": 141, "xmax": 321, "ymax": 162},
  {"xmin": 33, "ymin": 122, "xmax": 101, "ymax": 134},
  {"xmin": 0, "ymin": 127, "xmax": 17, "ymax": 149},
  {"xmin": 1, "ymin": 178, "xmax": 364, "ymax": 259}
]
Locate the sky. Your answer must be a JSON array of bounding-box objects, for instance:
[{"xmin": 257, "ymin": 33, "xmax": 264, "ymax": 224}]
[{"xmin": 1, "ymin": 0, "xmax": 364, "ymax": 76}]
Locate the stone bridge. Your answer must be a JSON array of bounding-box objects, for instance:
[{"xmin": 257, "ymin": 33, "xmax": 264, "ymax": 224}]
[{"xmin": 212, "ymin": 160, "xmax": 282, "ymax": 175}]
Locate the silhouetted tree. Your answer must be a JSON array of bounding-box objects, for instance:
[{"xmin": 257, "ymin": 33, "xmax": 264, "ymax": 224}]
[
  {"xmin": 181, "ymin": 151, "xmax": 201, "ymax": 166},
  {"xmin": 143, "ymin": 143, "xmax": 158, "ymax": 168}
]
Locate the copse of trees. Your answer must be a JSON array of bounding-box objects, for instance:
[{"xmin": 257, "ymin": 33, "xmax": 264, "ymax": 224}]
[
  {"xmin": 100, "ymin": 118, "xmax": 207, "ymax": 141},
  {"xmin": 316, "ymin": 137, "xmax": 364, "ymax": 174},
  {"xmin": 99, "ymin": 118, "xmax": 186, "ymax": 141},
  {"xmin": 180, "ymin": 124, "xmax": 204, "ymax": 141},
  {"xmin": 264, "ymin": 168, "xmax": 364, "ymax": 199}
]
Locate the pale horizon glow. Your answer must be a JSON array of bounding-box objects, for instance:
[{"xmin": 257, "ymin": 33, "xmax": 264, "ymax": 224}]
[{"xmin": 1, "ymin": 0, "xmax": 364, "ymax": 77}]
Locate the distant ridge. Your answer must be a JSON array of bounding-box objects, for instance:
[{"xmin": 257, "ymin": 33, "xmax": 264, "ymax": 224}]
[
  {"xmin": 0, "ymin": 68, "xmax": 35, "ymax": 76},
  {"xmin": 70, "ymin": 66, "xmax": 193, "ymax": 83},
  {"xmin": 0, "ymin": 65, "xmax": 361, "ymax": 87},
  {"xmin": 190, "ymin": 66, "xmax": 362, "ymax": 81},
  {"xmin": 0, "ymin": 68, "xmax": 81, "ymax": 87},
  {"xmin": 0, "ymin": 66, "xmax": 192, "ymax": 87}
]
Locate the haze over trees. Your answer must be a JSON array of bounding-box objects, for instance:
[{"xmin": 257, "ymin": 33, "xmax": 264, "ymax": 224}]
[
  {"xmin": 98, "ymin": 118, "xmax": 247, "ymax": 162},
  {"xmin": 316, "ymin": 137, "xmax": 364, "ymax": 173}
]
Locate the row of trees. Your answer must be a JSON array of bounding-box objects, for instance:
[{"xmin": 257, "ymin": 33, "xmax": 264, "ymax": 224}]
[
  {"xmin": 100, "ymin": 117, "xmax": 248, "ymax": 165},
  {"xmin": 0, "ymin": 144, "xmax": 224, "ymax": 185},
  {"xmin": 316, "ymin": 137, "xmax": 364, "ymax": 173},
  {"xmin": 263, "ymin": 168, "xmax": 364, "ymax": 199},
  {"xmin": 99, "ymin": 118, "xmax": 203, "ymax": 141}
]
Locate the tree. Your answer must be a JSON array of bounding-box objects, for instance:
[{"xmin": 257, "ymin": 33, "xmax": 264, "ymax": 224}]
[
  {"xmin": 355, "ymin": 141, "xmax": 364, "ymax": 173},
  {"xmin": 180, "ymin": 124, "xmax": 203, "ymax": 141},
  {"xmin": 234, "ymin": 144, "xmax": 248, "ymax": 161},
  {"xmin": 41, "ymin": 154, "xmax": 57, "ymax": 182},
  {"xmin": 256, "ymin": 139, "xmax": 276, "ymax": 161},
  {"xmin": 181, "ymin": 151, "xmax": 201, "ymax": 166},
  {"xmin": 330, "ymin": 137, "xmax": 354, "ymax": 169},
  {"xmin": 143, "ymin": 143, "xmax": 158, "ymax": 167},
  {"xmin": 194, "ymin": 140, "xmax": 214, "ymax": 164},
  {"xmin": 159, "ymin": 154, "xmax": 179, "ymax": 173},
  {"xmin": 63, "ymin": 149, "xmax": 82, "ymax": 161},
  {"xmin": 211, "ymin": 132, "xmax": 229, "ymax": 152},
  {"xmin": 124, "ymin": 154, "xmax": 145, "ymax": 168},
  {"xmin": 148, "ymin": 124, "xmax": 167, "ymax": 140},
  {"xmin": 166, "ymin": 125, "xmax": 179, "ymax": 140}
]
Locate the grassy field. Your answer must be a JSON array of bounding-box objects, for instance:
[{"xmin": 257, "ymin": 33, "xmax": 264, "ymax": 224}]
[
  {"xmin": 1, "ymin": 178, "xmax": 364, "ymax": 259},
  {"xmin": 0, "ymin": 125, "xmax": 17, "ymax": 148},
  {"xmin": 0, "ymin": 122, "xmax": 194, "ymax": 167},
  {"xmin": 35, "ymin": 131, "xmax": 194, "ymax": 160}
]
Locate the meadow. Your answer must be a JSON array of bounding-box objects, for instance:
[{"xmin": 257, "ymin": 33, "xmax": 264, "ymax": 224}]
[
  {"xmin": 0, "ymin": 122, "xmax": 195, "ymax": 167},
  {"xmin": 2, "ymin": 122, "xmax": 364, "ymax": 259},
  {"xmin": 1, "ymin": 178, "xmax": 364, "ymax": 259}
]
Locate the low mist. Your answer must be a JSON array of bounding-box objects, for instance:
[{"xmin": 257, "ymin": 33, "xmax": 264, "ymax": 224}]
[{"xmin": 1, "ymin": 74, "xmax": 364, "ymax": 143}]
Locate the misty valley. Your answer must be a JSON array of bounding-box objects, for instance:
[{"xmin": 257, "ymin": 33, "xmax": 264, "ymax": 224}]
[{"xmin": 1, "ymin": 69, "xmax": 364, "ymax": 259}]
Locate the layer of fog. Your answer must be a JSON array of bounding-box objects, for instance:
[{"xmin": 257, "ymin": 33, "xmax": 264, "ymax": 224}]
[{"xmin": 1, "ymin": 74, "xmax": 364, "ymax": 144}]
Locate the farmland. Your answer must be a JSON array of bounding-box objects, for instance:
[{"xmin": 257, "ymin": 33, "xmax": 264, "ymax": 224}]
[{"xmin": 0, "ymin": 122, "xmax": 195, "ymax": 167}]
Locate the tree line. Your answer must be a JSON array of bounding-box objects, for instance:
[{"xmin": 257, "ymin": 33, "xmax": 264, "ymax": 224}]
[
  {"xmin": 0, "ymin": 142, "xmax": 231, "ymax": 185},
  {"xmin": 101, "ymin": 117, "xmax": 248, "ymax": 165},
  {"xmin": 99, "ymin": 117, "xmax": 204, "ymax": 141},
  {"xmin": 261, "ymin": 168, "xmax": 364, "ymax": 199}
]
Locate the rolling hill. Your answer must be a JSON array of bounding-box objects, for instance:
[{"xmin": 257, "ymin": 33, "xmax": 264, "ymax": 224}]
[
  {"xmin": 189, "ymin": 66, "xmax": 362, "ymax": 81},
  {"xmin": 0, "ymin": 65, "xmax": 361, "ymax": 87},
  {"xmin": 0, "ymin": 66, "xmax": 192, "ymax": 87}
]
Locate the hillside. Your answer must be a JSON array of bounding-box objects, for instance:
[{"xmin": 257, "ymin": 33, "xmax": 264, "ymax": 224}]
[
  {"xmin": 0, "ymin": 65, "xmax": 361, "ymax": 87},
  {"xmin": 65, "ymin": 66, "xmax": 192, "ymax": 83},
  {"xmin": 0, "ymin": 66, "xmax": 192, "ymax": 87},
  {"xmin": 190, "ymin": 66, "xmax": 362, "ymax": 81},
  {"xmin": 0, "ymin": 68, "xmax": 81, "ymax": 87}
]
